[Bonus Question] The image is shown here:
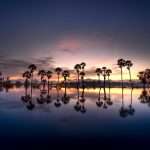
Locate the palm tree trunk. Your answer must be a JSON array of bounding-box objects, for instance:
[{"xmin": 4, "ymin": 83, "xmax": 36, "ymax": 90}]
[
  {"xmin": 108, "ymin": 76, "xmax": 111, "ymax": 100},
  {"xmin": 121, "ymin": 67, "xmax": 123, "ymax": 88},
  {"xmin": 25, "ymin": 79, "xmax": 28, "ymax": 96},
  {"xmin": 48, "ymin": 79, "xmax": 50, "ymax": 96},
  {"xmin": 77, "ymin": 73, "xmax": 79, "ymax": 89},
  {"xmin": 128, "ymin": 68, "xmax": 132, "ymax": 88},
  {"xmin": 98, "ymin": 75, "xmax": 101, "ymax": 89},
  {"xmin": 104, "ymin": 75, "xmax": 106, "ymax": 100},
  {"xmin": 57, "ymin": 74, "xmax": 60, "ymax": 88},
  {"xmin": 31, "ymin": 73, "xmax": 33, "ymax": 99},
  {"xmin": 64, "ymin": 79, "xmax": 67, "ymax": 96}
]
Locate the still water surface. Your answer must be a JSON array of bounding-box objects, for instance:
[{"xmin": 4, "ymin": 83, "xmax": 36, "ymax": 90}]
[{"xmin": 0, "ymin": 87, "xmax": 150, "ymax": 147}]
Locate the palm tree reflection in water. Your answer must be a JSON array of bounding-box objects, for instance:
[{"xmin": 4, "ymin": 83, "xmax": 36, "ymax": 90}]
[
  {"xmin": 128, "ymin": 88, "xmax": 135, "ymax": 116},
  {"xmin": 80, "ymin": 87, "xmax": 86, "ymax": 113},
  {"xmin": 62, "ymin": 70, "xmax": 70, "ymax": 104},
  {"xmin": 119, "ymin": 87, "xmax": 128, "ymax": 118},
  {"xmin": 54, "ymin": 86, "xmax": 61, "ymax": 108},
  {"xmin": 74, "ymin": 86, "xmax": 81, "ymax": 112}
]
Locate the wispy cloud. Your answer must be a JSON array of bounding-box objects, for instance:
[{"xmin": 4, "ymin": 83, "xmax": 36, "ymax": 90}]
[{"xmin": 0, "ymin": 56, "xmax": 54, "ymax": 76}]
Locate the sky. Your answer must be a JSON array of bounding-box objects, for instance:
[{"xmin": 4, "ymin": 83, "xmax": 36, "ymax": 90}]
[{"xmin": 0, "ymin": 0, "xmax": 150, "ymax": 80}]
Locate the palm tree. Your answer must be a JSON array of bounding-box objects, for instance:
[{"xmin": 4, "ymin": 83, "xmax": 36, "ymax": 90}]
[
  {"xmin": 38, "ymin": 70, "xmax": 46, "ymax": 91},
  {"xmin": 145, "ymin": 69, "xmax": 150, "ymax": 90},
  {"xmin": 62, "ymin": 70, "xmax": 70, "ymax": 93},
  {"xmin": 28, "ymin": 64, "xmax": 37, "ymax": 97},
  {"xmin": 96, "ymin": 68, "xmax": 102, "ymax": 88},
  {"xmin": 101, "ymin": 67, "xmax": 107, "ymax": 100},
  {"xmin": 74, "ymin": 64, "xmax": 81, "ymax": 89},
  {"xmin": 117, "ymin": 59, "xmax": 126, "ymax": 88},
  {"xmin": 38, "ymin": 70, "xmax": 46, "ymax": 82},
  {"xmin": 95, "ymin": 68, "xmax": 103, "ymax": 107},
  {"xmin": 55, "ymin": 67, "xmax": 62, "ymax": 88},
  {"xmin": 80, "ymin": 62, "xmax": 86, "ymax": 71},
  {"xmin": 46, "ymin": 70, "xmax": 53, "ymax": 97},
  {"xmin": 138, "ymin": 71, "xmax": 147, "ymax": 90},
  {"xmin": 62, "ymin": 70, "xmax": 70, "ymax": 104},
  {"xmin": 80, "ymin": 71, "xmax": 85, "ymax": 99},
  {"xmin": 28, "ymin": 64, "xmax": 37, "ymax": 79},
  {"xmin": 22, "ymin": 71, "xmax": 31, "ymax": 97},
  {"xmin": 106, "ymin": 69, "xmax": 112, "ymax": 89},
  {"xmin": 126, "ymin": 60, "xmax": 133, "ymax": 88},
  {"xmin": 106, "ymin": 69, "xmax": 113, "ymax": 105}
]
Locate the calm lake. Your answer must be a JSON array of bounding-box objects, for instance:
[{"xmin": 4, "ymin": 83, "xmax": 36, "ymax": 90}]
[{"xmin": 0, "ymin": 87, "xmax": 150, "ymax": 148}]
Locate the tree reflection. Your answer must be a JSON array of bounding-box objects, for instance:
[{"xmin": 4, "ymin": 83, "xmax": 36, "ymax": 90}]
[
  {"xmin": 37, "ymin": 93, "xmax": 46, "ymax": 104},
  {"xmin": 139, "ymin": 89, "xmax": 150, "ymax": 105},
  {"xmin": 119, "ymin": 88, "xmax": 128, "ymax": 118},
  {"xmin": 62, "ymin": 70, "xmax": 70, "ymax": 104},
  {"xmin": 74, "ymin": 86, "xmax": 81, "ymax": 112},
  {"xmin": 54, "ymin": 87, "xmax": 61, "ymax": 107},
  {"xmin": 26, "ymin": 100, "xmax": 35, "ymax": 111},
  {"xmin": 80, "ymin": 87, "xmax": 86, "ymax": 113},
  {"xmin": 96, "ymin": 88, "xmax": 103, "ymax": 107},
  {"xmin": 21, "ymin": 83, "xmax": 35, "ymax": 111},
  {"xmin": 119, "ymin": 88, "xmax": 135, "ymax": 118}
]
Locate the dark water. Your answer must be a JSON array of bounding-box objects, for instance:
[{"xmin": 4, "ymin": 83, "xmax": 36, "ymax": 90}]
[{"xmin": 0, "ymin": 87, "xmax": 150, "ymax": 149}]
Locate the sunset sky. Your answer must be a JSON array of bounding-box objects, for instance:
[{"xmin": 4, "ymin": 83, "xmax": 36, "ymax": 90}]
[{"xmin": 0, "ymin": 0, "xmax": 150, "ymax": 80}]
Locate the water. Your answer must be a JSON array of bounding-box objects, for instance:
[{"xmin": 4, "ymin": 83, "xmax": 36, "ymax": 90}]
[{"xmin": 0, "ymin": 87, "xmax": 150, "ymax": 148}]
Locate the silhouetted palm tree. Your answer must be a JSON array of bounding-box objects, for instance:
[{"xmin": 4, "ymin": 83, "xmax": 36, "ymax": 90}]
[
  {"xmin": 23, "ymin": 71, "xmax": 31, "ymax": 95},
  {"xmin": 22, "ymin": 71, "xmax": 31, "ymax": 103},
  {"xmin": 95, "ymin": 68, "xmax": 103, "ymax": 107},
  {"xmin": 101, "ymin": 67, "xmax": 107, "ymax": 100},
  {"xmin": 28, "ymin": 64, "xmax": 37, "ymax": 97},
  {"xmin": 28, "ymin": 64, "xmax": 37, "ymax": 80},
  {"xmin": 62, "ymin": 70, "xmax": 70, "ymax": 104},
  {"xmin": 80, "ymin": 62, "xmax": 86, "ymax": 71},
  {"xmin": 106, "ymin": 69, "xmax": 113, "ymax": 105},
  {"xmin": 117, "ymin": 59, "xmax": 126, "ymax": 88},
  {"xmin": 145, "ymin": 69, "xmax": 150, "ymax": 90},
  {"xmin": 46, "ymin": 70, "xmax": 53, "ymax": 102},
  {"xmin": 126, "ymin": 60, "xmax": 133, "ymax": 88},
  {"xmin": 96, "ymin": 68, "xmax": 102, "ymax": 88},
  {"xmin": 138, "ymin": 71, "xmax": 147, "ymax": 90},
  {"xmin": 47, "ymin": 70, "xmax": 53, "ymax": 90},
  {"xmin": 74, "ymin": 64, "xmax": 81, "ymax": 89},
  {"xmin": 38, "ymin": 70, "xmax": 46, "ymax": 91},
  {"xmin": 38, "ymin": 70, "xmax": 46, "ymax": 82},
  {"xmin": 106, "ymin": 69, "xmax": 112, "ymax": 89},
  {"xmin": 80, "ymin": 71, "xmax": 85, "ymax": 99},
  {"xmin": 55, "ymin": 67, "xmax": 62, "ymax": 88}
]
